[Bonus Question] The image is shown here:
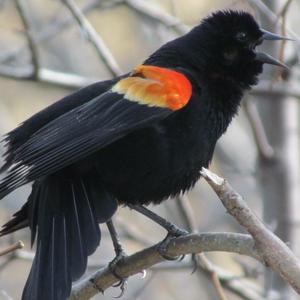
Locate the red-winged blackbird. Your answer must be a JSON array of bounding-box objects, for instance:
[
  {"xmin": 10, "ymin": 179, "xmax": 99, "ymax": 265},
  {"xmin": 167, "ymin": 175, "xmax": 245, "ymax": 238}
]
[{"xmin": 0, "ymin": 10, "xmax": 289, "ymax": 300}]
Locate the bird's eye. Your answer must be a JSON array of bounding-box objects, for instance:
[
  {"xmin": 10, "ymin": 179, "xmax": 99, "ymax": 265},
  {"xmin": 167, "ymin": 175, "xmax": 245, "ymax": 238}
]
[
  {"xmin": 236, "ymin": 32, "xmax": 248, "ymax": 42},
  {"xmin": 223, "ymin": 48, "xmax": 238, "ymax": 61}
]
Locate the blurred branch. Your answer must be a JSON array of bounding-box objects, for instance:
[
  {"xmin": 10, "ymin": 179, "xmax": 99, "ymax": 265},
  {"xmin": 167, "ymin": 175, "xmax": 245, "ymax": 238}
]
[
  {"xmin": 61, "ymin": 0, "xmax": 122, "ymax": 77},
  {"xmin": 0, "ymin": 241, "xmax": 24, "ymax": 257},
  {"xmin": 176, "ymin": 196, "xmax": 264, "ymax": 300},
  {"xmin": 70, "ymin": 232, "xmax": 260, "ymax": 299},
  {"xmin": 243, "ymin": 99, "xmax": 274, "ymax": 160},
  {"xmin": 176, "ymin": 196, "xmax": 229, "ymax": 300},
  {"xmin": 251, "ymin": 80, "xmax": 300, "ymax": 99},
  {"xmin": 37, "ymin": 69, "xmax": 96, "ymax": 87},
  {"xmin": 277, "ymin": 0, "xmax": 294, "ymax": 18},
  {"xmin": 115, "ymin": 217, "xmax": 152, "ymax": 247},
  {"xmin": 0, "ymin": 64, "xmax": 33, "ymax": 79},
  {"xmin": 0, "ymin": 65, "xmax": 96, "ymax": 88},
  {"xmin": 201, "ymin": 168, "xmax": 300, "ymax": 295},
  {"xmin": 126, "ymin": 0, "xmax": 190, "ymax": 35},
  {"xmin": 272, "ymin": 0, "xmax": 294, "ymax": 81},
  {"xmin": 128, "ymin": 272, "xmax": 155, "ymax": 299},
  {"xmin": 221, "ymin": 279, "xmax": 264, "ymax": 300},
  {"xmin": 14, "ymin": 0, "xmax": 39, "ymax": 79},
  {"xmin": 0, "ymin": 0, "xmax": 105, "ymax": 65},
  {"xmin": 176, "ymin": 195, "xmax": 197, "ymax": 231},
  {"xmin": 247, "ymin": 0, "xmax": 300, "ymax": 41}
]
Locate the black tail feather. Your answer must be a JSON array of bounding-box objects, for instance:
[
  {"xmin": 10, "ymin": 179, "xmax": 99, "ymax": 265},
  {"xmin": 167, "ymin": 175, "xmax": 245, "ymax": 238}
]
[{"xmin": 10, "ymin": 173, "xmax": 119, "ymax": 300}]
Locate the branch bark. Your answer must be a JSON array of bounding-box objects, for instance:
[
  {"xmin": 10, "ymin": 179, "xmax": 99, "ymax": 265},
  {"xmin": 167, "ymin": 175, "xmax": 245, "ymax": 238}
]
[
  {"xmin": 200, "ymin": 168, "xmax": 300, "ymax": 295},
  {"xmin": 70, "ymin": 232, "xmax": 259, "ymax": 300}
]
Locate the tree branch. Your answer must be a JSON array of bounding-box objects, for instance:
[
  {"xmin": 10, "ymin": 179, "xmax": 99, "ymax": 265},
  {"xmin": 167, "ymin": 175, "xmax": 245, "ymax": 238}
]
[
  {"xmin": 70, "ymin": 232, "xmax": 259, "ymax": 300},
  {"xmin": 0, "ymin": 241, "xmax": 24, "ymax": 257},
  {"xmin": 200, "ymin": 168, "xmax": 300, "ymax": 295}
]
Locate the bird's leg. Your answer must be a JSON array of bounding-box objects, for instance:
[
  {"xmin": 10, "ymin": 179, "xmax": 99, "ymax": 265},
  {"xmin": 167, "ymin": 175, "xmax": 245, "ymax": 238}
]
[
  {"xmin": 128, "ymin": 204, "xmax": 188, "ymax": 260},
  {"xmin": 106, "ymin": 219, "xmax": 128, "ymax": 297}
]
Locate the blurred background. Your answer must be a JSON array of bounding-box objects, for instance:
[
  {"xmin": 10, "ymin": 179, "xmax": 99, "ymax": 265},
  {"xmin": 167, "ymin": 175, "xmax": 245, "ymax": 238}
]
[{"xmin": 0, "ymin": 0, "xmax": 299, "ymax": 299}]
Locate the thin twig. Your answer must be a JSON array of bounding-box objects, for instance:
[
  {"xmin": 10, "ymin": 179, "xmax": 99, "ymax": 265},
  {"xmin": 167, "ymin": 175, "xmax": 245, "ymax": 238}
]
[
  {"xmin": 247, "ymin": 0, "xmax": 299, "ymax": 41},
  {"xmin": 176, "ymin": 198, "xmax": 264, "ymax": 300},
  {"xmin": 201, "ymin": 168, "xmax": 300, "ymax": 295},
  {"xmin": 251, "ymin": 80, "xmax": 300, "ymax": 99},
  {"xmin": 276, "ymin": 0, "xmax": 294, "ymax": 80},
  {"xmin": 126, "ymin": 0, "xmax": 190, "ymax": 35},
  {"xmin": 0, "ymin": 0, "xmax": 108, "ymax": 65},
  {"xmin": 0, "ymin": 241, "xmax": 24, "ymax": 257},
  {"xmin": 176, "ymin": 195, "xmax": 197, "ymax": 231},
  {"xmin": 277, "ymin": 0, "xmax": 294, "ymax": 20},
  {"xmin": 176, "ymin": 196, "xmax": 229, "ymax": 300},
  {"xmin": 212, "ymin": 272, "xmax": 229, "ymax": 300},
  {"xmin": 61, "ymin": 0, "xmax": 122, "ymax": 77},
  {"xmin": 0, "ymin": 64, "xmax": 97, "ymax": 88},
  {"xmin": 169, "ymin": 0, "xmax": 179, "ymax": 18},
  {"xmin": 243, "ymin": 99, "xmax": 274, "ymax": 160},
  {"xmin": 14, "ymin": 0, "xmax": 39, "ymax": 79},
  {"xmin": 115, "ymin": 217, "xmax": 153, "ymax": 247}
]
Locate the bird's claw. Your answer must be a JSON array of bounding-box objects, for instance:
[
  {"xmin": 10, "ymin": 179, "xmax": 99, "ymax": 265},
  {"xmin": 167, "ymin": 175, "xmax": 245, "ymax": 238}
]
[
  {"xmin": 112, "ymin": 280, "xmax": 127, "ymax": 298},
  {"xmin": 157, "ymin": 227, "xmax": 189, "ymax": 260},
  {"xmin": 191, "ymin": 253, "xmax": 199, "ymax": 274},
  {"xmin": 108, "ymin": 251, "xmax": 128, "ymax": 298}
]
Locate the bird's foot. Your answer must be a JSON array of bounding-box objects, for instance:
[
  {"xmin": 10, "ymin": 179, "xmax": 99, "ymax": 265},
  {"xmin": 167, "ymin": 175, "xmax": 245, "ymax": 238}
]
[
  {"xmin": 108, "ymin": 249, "xmax": 128, "ymax": 298},
  {"xmin": 128, "ymin": 205, "xmax": 188, "ymax": 260},
  {"xmin": 157, "ymin": 224, "xmax": 189, "ymax": 260}
]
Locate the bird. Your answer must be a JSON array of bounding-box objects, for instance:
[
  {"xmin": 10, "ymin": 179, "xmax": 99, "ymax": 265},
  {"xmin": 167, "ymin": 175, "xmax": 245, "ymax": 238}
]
[{"xmin": 0, "ymin": 10, "xmax": 289, "ymax": 300}]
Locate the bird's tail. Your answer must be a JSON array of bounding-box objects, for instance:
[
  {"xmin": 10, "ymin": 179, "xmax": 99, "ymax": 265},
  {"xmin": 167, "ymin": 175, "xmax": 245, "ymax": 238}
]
[{"xmin": 0, "ymin": 173, "xmax": 117, "ymax": 300}]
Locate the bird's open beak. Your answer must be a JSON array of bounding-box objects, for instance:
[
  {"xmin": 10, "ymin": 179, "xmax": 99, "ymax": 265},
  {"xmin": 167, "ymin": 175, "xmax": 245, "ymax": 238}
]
[
  {"xmin": 260, "ymin": 28, "xmax": 293, "ymax": 41},
  {"xmin": 255, "ymin": 52, "xmax": 288, "ymax": 68},
  {"xmin": 254, "ymin": 28, "xmax": 293, "ymax": 69}
]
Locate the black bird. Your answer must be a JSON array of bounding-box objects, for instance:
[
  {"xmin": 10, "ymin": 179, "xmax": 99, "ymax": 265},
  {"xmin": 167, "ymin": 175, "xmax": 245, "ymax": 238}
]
[{"xmin": 0, "ymin": 10, "xmax": 289, "ymax": 300}]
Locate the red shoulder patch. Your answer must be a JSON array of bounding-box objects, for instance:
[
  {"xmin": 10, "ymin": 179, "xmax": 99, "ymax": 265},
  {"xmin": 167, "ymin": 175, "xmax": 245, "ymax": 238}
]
[{"xmin": 112, "ymin": 65, "xmax": 192, "ymax": 110}]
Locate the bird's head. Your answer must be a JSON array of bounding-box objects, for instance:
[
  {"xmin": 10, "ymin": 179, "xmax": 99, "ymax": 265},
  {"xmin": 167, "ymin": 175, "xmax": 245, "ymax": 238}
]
[{"xmin": 188, "ymin": 10, "xmax": 290, "ymax": 88}]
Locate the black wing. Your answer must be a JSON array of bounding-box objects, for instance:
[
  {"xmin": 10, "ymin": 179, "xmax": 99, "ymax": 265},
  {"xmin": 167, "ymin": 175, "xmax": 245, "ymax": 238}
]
[
  {"xmin": 0, "ymin": 77, "xmax": 120, "ymax": 172},
  {"xmin": 0, "ymin": 91, "xmax": 172, "ymax": 198}
]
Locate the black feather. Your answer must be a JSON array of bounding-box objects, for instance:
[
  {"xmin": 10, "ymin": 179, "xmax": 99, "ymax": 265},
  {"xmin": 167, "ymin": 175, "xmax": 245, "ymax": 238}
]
[{"xmin": 0, "ymin": 78, "xmax": 120, "ymax": 173}]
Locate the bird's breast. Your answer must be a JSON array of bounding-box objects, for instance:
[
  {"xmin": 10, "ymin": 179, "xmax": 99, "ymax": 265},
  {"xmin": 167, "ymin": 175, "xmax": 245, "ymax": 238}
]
[{"xmin": 93, "ymin": 98, "xmax": 218, "ymax": 205}]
